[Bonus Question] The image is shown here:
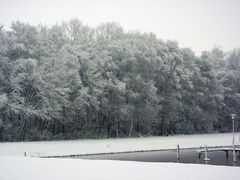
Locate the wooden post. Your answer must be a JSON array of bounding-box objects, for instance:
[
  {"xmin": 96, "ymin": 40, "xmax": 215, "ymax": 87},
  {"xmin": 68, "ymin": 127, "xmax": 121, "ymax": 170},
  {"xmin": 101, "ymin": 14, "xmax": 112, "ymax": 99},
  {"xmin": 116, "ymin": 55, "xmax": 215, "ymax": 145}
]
[
  {"xmin": 198, "ymin": 153, "xmax": 201, "ymax": 159},
  {"xmin": 233, "ymin": 144, "xmax": 236, "ymax": 163},
  {"xmin": 177, "ymin": 144, "xmax": 180, "ymax": 160},
  {"xmin": 204, "ymin": 145, "xmax": 210, "ymax": 161},
  {"xmin": 231, "ymin": 114, "xmax": 237, "ymax": 163}
]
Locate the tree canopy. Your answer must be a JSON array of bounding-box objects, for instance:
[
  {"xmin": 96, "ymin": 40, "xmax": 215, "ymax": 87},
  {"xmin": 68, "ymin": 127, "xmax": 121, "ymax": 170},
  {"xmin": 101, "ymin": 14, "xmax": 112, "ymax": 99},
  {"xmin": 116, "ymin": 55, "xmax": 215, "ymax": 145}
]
[{"xmin": 0, "ymin": 20, "xmax": 239, "ymax": 141}]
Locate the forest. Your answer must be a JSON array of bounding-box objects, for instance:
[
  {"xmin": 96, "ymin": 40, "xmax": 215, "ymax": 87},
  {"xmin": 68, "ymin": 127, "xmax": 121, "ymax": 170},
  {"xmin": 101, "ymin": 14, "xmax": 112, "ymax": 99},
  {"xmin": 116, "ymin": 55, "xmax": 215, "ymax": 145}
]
[{"xmin": 0, "ymin": 19, "xmax": 239, "ymax": 141}]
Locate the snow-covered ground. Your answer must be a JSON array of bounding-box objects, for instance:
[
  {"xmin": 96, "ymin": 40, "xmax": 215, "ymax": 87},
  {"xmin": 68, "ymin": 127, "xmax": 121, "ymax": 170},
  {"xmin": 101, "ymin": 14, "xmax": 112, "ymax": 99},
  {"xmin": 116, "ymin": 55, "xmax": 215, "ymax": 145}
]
[
  {"xmin": 0, "ymin": 133, "xmax": 239, "ymax": 157},
  {"xmin": 0, "ymin": 156, "xmax": 239, "ymax": 180},
  {"xmin": 1, "ymin": 133, "xmax": 240, "ymax": 180}
]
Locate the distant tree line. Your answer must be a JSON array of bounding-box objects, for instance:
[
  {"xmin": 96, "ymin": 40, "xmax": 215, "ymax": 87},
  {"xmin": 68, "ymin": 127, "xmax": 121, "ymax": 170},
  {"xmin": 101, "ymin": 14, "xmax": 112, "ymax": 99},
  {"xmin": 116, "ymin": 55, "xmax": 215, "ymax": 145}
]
[{"xmin": 0, "ymin": 19, "xmax": 239, "ymax": 141}]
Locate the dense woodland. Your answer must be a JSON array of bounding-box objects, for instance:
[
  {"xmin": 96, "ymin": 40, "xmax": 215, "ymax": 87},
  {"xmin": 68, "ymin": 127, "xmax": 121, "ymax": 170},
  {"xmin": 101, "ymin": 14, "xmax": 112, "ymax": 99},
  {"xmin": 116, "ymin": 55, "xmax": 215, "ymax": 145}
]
[{"xmin": 0, "ymin": 19, "xmax": 239, "ymax": 141}]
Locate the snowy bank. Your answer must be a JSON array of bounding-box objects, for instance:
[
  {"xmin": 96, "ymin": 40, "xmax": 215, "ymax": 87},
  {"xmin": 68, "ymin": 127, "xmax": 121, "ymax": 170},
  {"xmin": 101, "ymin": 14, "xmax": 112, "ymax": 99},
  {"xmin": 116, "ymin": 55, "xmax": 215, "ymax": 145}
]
[
  {"xmin": 0, "ymin": 133, "xmax": 239, "ymax": 157},
  {"xmin": 0, "ymin": 156, "xmax": 239, "ymax": 180}
]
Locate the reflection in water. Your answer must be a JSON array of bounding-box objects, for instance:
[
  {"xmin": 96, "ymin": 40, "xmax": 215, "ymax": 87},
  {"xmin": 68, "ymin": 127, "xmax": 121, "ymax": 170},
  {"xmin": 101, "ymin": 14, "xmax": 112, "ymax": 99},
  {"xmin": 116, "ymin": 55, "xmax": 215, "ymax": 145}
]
[{"xmin": 72, "ymin": 149, "xmax": 240, "ymax": 166}]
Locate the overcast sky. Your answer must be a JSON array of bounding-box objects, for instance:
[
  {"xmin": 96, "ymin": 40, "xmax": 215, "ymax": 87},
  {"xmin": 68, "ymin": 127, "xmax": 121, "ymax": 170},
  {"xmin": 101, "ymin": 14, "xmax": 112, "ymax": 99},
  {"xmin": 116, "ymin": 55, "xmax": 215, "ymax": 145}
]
[{"xmin": 0, "ymin": 0, "xmax": 239, "ymax": 54}]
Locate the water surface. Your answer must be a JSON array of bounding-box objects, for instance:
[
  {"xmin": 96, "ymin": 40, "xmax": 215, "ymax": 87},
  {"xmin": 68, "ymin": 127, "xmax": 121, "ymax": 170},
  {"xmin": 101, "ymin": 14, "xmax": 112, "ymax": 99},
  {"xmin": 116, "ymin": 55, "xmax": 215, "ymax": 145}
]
[{"xmin": 73, "ymin": 149, "xmax": 240, "ymax": 166}]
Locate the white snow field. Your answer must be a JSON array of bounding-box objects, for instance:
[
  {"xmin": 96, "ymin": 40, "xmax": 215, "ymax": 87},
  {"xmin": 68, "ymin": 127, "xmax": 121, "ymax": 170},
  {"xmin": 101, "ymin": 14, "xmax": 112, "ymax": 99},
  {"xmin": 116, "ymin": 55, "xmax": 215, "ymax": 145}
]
[
  {"xmin": 0, "ymin": 156, "xmax": 239, "ymax": 180},
  {"xmin": 0, "ymin": 133, "xmax": 240, "ymax": 157}
]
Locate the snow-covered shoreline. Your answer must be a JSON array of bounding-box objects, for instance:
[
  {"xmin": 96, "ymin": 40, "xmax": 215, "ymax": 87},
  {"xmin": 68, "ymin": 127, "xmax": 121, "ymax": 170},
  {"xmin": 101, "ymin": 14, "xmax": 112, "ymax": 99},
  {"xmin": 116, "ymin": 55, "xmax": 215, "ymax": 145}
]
[
  {"xmin": 0, "ymin": 133, "xmax": 239, "ymax": 157},
  {"xmin": 0, "ymin": 156, "xmax": 239, "ymax": 180}
]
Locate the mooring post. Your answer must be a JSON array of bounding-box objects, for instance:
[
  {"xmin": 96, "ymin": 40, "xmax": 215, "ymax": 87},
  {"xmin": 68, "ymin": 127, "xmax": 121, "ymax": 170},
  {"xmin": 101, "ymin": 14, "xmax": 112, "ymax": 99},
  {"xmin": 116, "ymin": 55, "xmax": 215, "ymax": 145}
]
[
  {"xmin": 24, "ymin": 152, "xmax": 26, "ymax": 156},
  {"xmin": 226, "ymin": 151, "xmax": 228, "ymax": 159},
  {"xmin": 233, "ymin": 144, "xmax": 236, "ymax": 163},
  {"xmin": 177, "ymin": 144, "xmax": 180, "ymax": 161},
  {"xmin": 204, "ymin": 145, "xmax": 210, "ymax": 161},
  {"xmin": 198, "ymin": 152, "xmax": 201, "ymax": 159},
  {"xmin": 231, "ymin": 114, "xmax": 237, "ymax": 163}
]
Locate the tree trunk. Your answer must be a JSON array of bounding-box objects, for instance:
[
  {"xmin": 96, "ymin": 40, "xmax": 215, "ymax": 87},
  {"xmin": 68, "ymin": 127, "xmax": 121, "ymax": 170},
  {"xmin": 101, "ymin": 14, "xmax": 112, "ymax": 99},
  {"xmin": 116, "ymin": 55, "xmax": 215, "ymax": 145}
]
[
  {"xmin": 33, "ymin": 119, "xmax": 40, "ymax": 141},
  {"xmin": 137, "ymin": 119, "xmax": 140, "ymax": 133},
  {"xmin": 98, "ymin": 113, "xmax": 103, "ymax": 137},
  {"xmin": 161, "ymin": 115, "xmax": 165, "ymax": 136},
  {"xmin": 107, "ymin": 116, "xmax": 110, "ymax": 138},
  {"xmin": 39, "ymin": 119, "xmax": 44, "ymax": 137},
  {"xmin": 116, "ymin": 121, "xmax": 119, "ymax": 138},
  {"xmin": 129, "ymin": 116, "xmax": 133, "ymax": 137},
  {"xmin": 40, "ymin": 120, "xmax": 49, "ymax": 140},
  {"xmin": 19, "ymin": 116, "xmax": 26, "ymax": 141}
]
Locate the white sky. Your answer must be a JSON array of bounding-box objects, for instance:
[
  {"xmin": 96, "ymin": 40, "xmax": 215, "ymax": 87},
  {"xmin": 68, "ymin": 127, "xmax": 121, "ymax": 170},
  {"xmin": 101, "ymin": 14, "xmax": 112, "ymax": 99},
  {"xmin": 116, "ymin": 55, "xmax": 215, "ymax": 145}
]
[{"xmin": 0, "ymin": 0, "xmax": 240, "ymax": 54}]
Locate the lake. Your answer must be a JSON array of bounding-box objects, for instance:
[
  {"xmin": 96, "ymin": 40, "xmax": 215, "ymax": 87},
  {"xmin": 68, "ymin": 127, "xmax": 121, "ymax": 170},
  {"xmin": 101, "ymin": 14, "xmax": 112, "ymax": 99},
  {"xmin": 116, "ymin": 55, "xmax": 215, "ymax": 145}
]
[{"xmin": 73, "ymin": 149, "xmax": 240, "ymax": 166}]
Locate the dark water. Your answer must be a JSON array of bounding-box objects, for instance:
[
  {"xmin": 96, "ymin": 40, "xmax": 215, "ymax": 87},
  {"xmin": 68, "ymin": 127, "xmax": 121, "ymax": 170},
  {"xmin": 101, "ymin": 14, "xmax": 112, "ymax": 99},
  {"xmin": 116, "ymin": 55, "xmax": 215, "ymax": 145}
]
[{"xmin": 73, "ymin": 149, "xmax": 240, "ymax": 166}]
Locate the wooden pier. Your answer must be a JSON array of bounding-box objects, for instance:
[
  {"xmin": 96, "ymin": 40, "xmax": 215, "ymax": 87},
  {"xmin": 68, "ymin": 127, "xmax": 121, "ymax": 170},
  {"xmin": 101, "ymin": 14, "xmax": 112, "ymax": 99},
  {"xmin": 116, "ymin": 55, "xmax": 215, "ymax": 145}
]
[{"xmin": 197, "ymin": 147, "xmax": 240, "ymax": 159}]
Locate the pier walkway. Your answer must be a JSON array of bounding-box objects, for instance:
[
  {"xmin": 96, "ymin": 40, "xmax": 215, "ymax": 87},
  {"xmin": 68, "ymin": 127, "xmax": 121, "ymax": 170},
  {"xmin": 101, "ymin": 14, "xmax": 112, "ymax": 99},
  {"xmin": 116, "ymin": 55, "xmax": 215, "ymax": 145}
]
[{"xmin": 196, "ymin": 147, "xmax": 240, "ymax": 158}]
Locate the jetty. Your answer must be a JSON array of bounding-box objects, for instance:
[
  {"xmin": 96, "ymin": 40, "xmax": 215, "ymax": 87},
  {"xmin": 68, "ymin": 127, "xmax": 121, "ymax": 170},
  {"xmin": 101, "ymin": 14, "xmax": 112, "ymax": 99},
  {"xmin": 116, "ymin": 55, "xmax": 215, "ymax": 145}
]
[{"xmin": 196, "ymin": 147, "xmax": 240, "ymax": 159}]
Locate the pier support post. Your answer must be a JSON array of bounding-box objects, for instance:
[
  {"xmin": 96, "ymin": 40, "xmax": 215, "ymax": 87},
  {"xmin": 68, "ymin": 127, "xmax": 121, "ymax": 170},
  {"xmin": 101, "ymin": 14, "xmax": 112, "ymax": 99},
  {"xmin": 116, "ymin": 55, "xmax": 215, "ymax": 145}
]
[
  {"xmin": 198, "ymin": 152, "xmax": 201, "ymax": 159},
  {"xmin": 233, "ymin": 144, "xmax": 236, "ymax": 163},
  {"xmin": 204, "ymin": 145, "xmax": 210, "ymax": 161},
  {"xmin": 231, "ymin": 114, "xmax": 237, "ymax": 163},
  {"xmin": 177, "ymin": 144, "xmax": 180, "ymax": 161},
  {"xmin": 225, "ymin": 151, "xmax": 228, "ymax": 159}
]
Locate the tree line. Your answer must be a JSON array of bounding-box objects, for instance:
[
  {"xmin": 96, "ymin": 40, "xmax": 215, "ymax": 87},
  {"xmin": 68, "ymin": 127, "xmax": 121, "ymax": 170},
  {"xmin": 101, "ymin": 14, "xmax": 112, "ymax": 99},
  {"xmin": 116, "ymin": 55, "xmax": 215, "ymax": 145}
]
[{"xmin": 0, "ymin": 19, "xmax": 239, "ymax": 141}]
